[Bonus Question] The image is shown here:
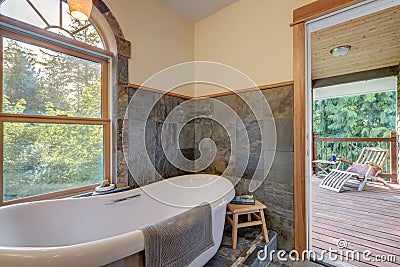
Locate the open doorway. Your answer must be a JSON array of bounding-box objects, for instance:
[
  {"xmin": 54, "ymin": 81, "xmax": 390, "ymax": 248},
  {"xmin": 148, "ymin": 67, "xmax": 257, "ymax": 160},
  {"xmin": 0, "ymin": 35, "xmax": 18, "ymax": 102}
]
[
  {"xmin": 306, "ymin": 1, "xmax": 400, "ymax": 266},
  {"xmin": 311, "ymin": 76, "xmax": 399, "ymax": 266}
]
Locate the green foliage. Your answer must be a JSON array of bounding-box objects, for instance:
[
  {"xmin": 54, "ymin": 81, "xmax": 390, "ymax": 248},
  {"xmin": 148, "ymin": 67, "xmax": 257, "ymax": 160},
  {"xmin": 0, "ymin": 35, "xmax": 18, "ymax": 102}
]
[
  {"xmin": 3, "ymin": 40, "xmax": 42, "ymax": 113},
  {"xmin": 313, "ymin": 91, "xmax": 396, "ymax": 138},
  {"xmin": 313, "ymin": 91, "xmax": 397, "ymax": 171},
  {"xmin": 2, "ymin": 20, "xmax": 104, "ymax": 201},
  {"xmin": 69, "ymin": 18, "xmax": 104, "ymax": 48}
]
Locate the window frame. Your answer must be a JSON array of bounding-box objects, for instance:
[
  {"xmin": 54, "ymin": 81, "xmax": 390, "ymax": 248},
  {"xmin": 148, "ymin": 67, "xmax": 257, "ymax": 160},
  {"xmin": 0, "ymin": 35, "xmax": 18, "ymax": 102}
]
[{"xmin": 0, "ymin": 16, "xmax": 112, "ymax": 206}]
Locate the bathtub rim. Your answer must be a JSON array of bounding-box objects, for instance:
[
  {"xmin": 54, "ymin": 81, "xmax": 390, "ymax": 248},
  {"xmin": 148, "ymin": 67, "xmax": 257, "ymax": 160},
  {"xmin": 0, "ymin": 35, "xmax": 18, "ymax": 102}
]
[{"xmin": 0, "ymin": 174, "xmax": 235, "ymax": 266}]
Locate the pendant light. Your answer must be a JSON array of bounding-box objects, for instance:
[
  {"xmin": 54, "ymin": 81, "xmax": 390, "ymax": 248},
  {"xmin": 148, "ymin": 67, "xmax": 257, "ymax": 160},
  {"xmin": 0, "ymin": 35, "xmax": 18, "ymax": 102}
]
[{"xmin": 68, "ymin": 0, "xmax": 93, "ymax": 21}]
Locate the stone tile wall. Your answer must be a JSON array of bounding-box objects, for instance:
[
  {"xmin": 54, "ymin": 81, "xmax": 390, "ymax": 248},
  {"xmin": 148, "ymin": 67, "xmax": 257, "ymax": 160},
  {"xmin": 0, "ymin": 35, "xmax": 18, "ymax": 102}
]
[
  {"xmin": 121, "ymin": 85, "xmax": 294, "ymax": 251},
  {"xmin": 90, "ymin": 0, "xmax": 132, "ymax": 187},
  {"xmin": 192, "ymin": 85, "xmax": 295, "ymax": 251},
  {"xmin": 123, "ymin": 87, "xmax": 195, "ymax": 187},
  {"xmin": 97, "ymin": 0, "xmax": 294, "ymax": 252}
]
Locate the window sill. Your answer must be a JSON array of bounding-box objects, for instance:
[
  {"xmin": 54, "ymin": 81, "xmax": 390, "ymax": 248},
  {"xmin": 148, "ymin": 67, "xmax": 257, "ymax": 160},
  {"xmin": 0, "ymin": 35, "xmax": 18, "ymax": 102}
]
[{"xmin": 2, "ymin": 184, "xmax": 99, "ymax": 206}]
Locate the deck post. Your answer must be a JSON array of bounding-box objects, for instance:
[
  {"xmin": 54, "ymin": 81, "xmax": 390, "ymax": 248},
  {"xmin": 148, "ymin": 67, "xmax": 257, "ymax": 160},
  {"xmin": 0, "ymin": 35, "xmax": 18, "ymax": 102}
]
[
  {"xmin": 390, "ymin": 130, "xmax": 397, "ymax": 183},
  {"xmin": 312, "ymin": 132, "xmax": 318, "ymax": 173}
]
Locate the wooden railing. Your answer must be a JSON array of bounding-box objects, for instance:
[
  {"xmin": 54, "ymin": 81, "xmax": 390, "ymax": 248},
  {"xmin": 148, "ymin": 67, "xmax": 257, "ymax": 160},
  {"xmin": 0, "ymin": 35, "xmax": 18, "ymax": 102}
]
[{"xmin": 312, "ymin": 131, "xmax": 397, "ymax": 182}]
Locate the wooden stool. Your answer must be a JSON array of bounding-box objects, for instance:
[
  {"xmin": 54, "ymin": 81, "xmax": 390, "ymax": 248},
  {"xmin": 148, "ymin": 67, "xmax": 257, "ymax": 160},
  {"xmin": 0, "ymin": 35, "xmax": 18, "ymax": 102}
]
[{"xmin": 226, "ymin": 200, "xmax": 269, "ymax": 249}]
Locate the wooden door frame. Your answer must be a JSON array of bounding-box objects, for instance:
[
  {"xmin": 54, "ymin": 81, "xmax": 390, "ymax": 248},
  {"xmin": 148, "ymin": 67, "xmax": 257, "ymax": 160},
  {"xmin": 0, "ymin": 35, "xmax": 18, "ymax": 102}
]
[{"xmin": 292, "ymin": 0, "xmax": 365, "ymax": 254}]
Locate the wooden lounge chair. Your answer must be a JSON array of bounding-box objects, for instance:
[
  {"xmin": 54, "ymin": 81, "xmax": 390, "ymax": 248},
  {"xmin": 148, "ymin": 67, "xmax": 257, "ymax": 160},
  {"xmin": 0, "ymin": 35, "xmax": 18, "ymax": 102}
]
[{"xmin": 319, "ymin": 147, "xmax": 389, "ymax": 192}]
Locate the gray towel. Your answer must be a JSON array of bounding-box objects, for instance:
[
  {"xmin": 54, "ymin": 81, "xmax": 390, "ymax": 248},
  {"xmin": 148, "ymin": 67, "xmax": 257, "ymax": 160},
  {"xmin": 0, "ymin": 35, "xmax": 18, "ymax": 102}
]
[{"xmin": 141, "ymin": 203, "xmax": 214, "ymax": 267}]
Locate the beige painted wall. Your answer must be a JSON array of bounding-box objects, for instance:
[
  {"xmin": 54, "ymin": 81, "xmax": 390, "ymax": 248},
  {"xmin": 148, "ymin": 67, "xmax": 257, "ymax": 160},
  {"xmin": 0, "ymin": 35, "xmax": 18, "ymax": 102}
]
[
  {"xmin": 104, "ymin": 0, "xmax": 314, "ymax": 97},
  {"xmin": 194, "ymin": 0, "xmax": 313, "ymax": 96},
  {"xmin": 103, "ymin": 0, "xmax": 195, "ymax": 95}
]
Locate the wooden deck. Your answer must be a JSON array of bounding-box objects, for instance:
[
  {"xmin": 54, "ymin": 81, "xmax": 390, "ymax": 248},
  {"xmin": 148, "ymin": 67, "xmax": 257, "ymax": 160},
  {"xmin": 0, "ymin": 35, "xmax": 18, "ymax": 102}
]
[{"xmin": 311, "ymin": 175, "xmax": 400, "ymax": 267}]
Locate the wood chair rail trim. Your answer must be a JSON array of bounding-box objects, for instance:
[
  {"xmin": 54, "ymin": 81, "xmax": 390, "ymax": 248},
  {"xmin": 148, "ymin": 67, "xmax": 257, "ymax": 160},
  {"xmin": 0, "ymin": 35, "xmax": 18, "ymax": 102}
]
[{"xmin": 120, "ymin": 81, "xmax": 294, "ymax": 100}]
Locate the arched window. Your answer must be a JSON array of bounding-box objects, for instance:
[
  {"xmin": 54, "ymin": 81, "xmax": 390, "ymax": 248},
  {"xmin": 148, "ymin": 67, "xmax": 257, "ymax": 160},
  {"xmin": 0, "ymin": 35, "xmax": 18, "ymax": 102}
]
[
  {"xmin": 1, "ymin": 0, "xmax": 104, "ymax": 47},
  {"xmin": 0, "ymin": 0, "xmax": 111, "ymax": 205}
]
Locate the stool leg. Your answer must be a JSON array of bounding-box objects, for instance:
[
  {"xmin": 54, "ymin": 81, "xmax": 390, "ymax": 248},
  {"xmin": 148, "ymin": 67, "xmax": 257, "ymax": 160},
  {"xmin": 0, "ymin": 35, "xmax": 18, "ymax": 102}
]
[
  {"xmin": 232, "ymin": 213, "xmax": 238, "ymax": 249},
  {"xmin": 260, "ymin": 209, "xmax": 269, "ymax": 242}
]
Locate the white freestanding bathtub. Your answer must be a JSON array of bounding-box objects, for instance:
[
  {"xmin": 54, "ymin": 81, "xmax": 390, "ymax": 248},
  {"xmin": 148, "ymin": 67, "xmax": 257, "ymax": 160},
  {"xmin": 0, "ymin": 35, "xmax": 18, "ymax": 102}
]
[{"xmin": 0, "ymin": 174, "xmax": 235, "ymax": 267}]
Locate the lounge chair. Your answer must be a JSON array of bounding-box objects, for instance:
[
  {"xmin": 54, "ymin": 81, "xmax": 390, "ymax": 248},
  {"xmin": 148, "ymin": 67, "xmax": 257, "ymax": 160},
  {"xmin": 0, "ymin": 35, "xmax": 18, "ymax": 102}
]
[{"xmin": 319, "ymin": 147, "xmax": 389, "ymax": 192}]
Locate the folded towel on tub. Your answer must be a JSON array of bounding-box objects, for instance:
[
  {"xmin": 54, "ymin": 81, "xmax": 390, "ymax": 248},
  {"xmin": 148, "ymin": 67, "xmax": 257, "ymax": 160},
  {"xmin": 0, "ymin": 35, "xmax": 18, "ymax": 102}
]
[{"xmin": 140, "ymin": 203, "xmax": 214, "ymax": 267}]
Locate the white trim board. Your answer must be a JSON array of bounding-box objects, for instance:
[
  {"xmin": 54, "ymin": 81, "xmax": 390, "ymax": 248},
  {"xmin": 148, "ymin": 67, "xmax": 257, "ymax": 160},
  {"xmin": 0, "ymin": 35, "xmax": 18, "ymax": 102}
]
[{"xmin": 313, "ymin": 76, "xmax": 397, "ymax": 100}]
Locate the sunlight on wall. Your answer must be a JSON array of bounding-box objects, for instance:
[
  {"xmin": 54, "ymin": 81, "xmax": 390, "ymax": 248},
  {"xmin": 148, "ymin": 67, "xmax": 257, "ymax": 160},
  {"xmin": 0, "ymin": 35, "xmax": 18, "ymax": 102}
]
[
  {"xmin": 102, "ymin": 0, "xmax": 314, "ymax": 97},
  {"xmin": 103, "ymin": 0, "xmax": 194, "ymax": 95},
  {"xmin": 194, "ymin": 0, "xmax": 313, "ymax": 96}
]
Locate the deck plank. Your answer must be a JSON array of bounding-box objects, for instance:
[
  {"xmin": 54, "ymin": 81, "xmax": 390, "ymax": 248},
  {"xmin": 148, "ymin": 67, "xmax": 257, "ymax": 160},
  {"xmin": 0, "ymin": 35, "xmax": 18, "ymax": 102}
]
[
  {"xmin": 313, "ymin": 201, "xmax": 400, "ymax": 219},
  {"xmin": 313, "ymin": 212, "xmax": 400, "ymax": 236},
  {"xmin": 313, "ymin": 206, "xmax": 400, "ymax": 226},
  {"xmin": 311, "ymin": 175, "xmax": 400, "ymax": 266},
  {"xmin": 312, "ymin": 216, "xmax": 400, "ymax": 243},
  {"xmin": 312, "ymin": 241, "xmax": 386, "ymax": 267}
]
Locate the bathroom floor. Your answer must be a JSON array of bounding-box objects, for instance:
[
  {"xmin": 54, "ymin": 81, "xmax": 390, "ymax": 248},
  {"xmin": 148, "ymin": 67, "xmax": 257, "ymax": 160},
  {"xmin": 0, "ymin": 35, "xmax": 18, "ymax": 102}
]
[
  {"xmin": 205, "ymin": 224, "xmax": 323, "ymax": 267},
  {"xmin": 205, "ymin": 224, "xmax": 276, "ymax": 267}
]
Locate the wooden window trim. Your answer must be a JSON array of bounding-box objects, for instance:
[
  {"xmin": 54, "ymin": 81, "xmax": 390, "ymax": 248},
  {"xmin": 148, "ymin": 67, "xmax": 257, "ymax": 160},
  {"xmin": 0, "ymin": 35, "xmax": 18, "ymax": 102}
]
[
  {"xmin": 292, "ymin": 0, "xmax": 365, "ymax": 255},
  {"xmin": 0, "ymin": 28, "xmax": 111, "ymax": 206},
  {"xmin": 0, "ymin": 114, "xmax": 110, "ymax": 124},
  {"xmin": 0, "ymin": 29, "xmax": 108, "ymax": 64},
  {"xmin": 2, "ymin": 184, "xmax": 98, "ymax": 206}
]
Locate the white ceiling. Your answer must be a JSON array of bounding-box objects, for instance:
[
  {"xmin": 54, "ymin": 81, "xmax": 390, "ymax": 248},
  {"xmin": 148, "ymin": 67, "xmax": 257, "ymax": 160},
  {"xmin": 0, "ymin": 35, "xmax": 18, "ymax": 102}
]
[
  {"xmin": 160, "ymin": 0, "xmax": 239, "ymax": 22},
  {"xmin": 313, "ymin": 77, "xmax": 397, "ymax": 100}
]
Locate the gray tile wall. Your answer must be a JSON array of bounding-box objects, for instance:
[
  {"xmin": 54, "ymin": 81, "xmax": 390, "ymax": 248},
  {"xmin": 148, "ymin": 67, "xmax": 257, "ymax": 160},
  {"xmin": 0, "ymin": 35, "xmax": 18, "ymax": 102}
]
[
  {"xmin": 192, "ymin": 85, "xmax": 295, "ymax": 251},
  {"xmin": 125, "ymin": 87, "xmax": 195, "ymax": 187},
  {"xmin": 102, "ymin": 0, "xmax": 294, "ymax": 252},
  {"xmin": 123, "ymin": 85, "xmax": 294, "ymax": 251}
]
